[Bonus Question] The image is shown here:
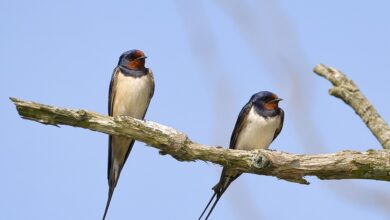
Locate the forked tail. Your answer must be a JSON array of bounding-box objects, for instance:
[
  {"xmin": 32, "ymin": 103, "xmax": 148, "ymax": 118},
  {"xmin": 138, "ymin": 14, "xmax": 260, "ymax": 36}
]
[
  {"xmin": 204, "ymin": 195, "xmax": 223, "ymax": 220},
  {"xmin": 198, "ymin": 182, "xmax": 230, "ymax": 220},
  {"xmin": 198, "ymin": 174, "xmax": 237, "ymax": 220},
  {"xmin": 198, "ymin": 192, "xmax": 217, "ymax": 220}
]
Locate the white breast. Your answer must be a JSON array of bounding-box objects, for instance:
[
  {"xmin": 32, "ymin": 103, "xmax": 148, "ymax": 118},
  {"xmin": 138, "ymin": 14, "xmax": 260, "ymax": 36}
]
[
  {"xmin": 235, "ymin": 107, "xmax": 281, "ymax": 150},
  {"xmin": 112, "ymin": 72, "xmax": 153, "ymax": 119}
]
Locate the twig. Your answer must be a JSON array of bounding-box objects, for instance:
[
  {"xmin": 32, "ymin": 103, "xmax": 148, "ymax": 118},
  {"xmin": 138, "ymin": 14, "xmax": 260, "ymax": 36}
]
[
  {"xmin": 313, "ymin": 64, "xmax": 390, "ymax": 150},
  {"xmin": 10, "ymin": 97, "xmax": 390, "ymax": 185}
]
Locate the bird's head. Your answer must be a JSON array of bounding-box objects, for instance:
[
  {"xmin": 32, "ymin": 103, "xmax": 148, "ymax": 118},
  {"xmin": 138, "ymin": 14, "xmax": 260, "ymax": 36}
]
[
  {"xmin": 252, "ymin": 91, "xmax": 282, "ymax": 111},
  {"xmin": 118, "ymin": 49, "xmax": 147, "ymax": 71}
]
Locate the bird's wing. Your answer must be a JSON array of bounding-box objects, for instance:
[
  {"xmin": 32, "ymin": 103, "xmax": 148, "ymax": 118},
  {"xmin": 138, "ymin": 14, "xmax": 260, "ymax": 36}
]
[
  {"xmin": 141, "ymin": 68, "xmax": 155, "ymax": 119},
  {"xmin": 272, "ymin": 108, "xmax": 284, "ymax": 141},
  {"xmin": 103, "ymin": 68, "xmax": 121, "ymax": 220},
  {"xmin": 229, "ymin": 101, "xmax": 253, "ymax": 149},
  {"xmin": 148, "ymin": 68, "xmax": 155, "ymax": 99},
  {"xmin": 107, "ymin": 67, "xmax": 120, "ymax": 179},
  {"xmin": 108, "ymin": 67, "xmax": 120, "ymax": 116}
]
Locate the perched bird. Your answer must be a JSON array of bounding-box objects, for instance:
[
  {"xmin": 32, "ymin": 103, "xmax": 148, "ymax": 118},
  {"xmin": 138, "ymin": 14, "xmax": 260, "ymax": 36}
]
[
  {"xmin": 198, "ymin": 91, "xmax": 284, "ymax": 220},
  {"xmin": 103, "ymin": 50, "xmax": 155, "ymax": 220}
]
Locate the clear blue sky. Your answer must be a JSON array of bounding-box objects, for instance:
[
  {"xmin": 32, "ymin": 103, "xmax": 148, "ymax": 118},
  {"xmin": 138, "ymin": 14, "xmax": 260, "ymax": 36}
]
[{"xmin": 1, "ymin": 1, "xmax": 390, "ymax": 219}]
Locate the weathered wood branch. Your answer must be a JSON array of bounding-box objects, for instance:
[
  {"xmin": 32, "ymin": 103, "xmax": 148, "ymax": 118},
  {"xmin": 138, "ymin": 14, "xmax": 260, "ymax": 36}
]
[
  {"xmin": 314, "ymin": 64, "xmax": 390, "ymax": 149},
  {"xmin": 10, "ymin": 97, "xmax": 390, "ymax": 185}
]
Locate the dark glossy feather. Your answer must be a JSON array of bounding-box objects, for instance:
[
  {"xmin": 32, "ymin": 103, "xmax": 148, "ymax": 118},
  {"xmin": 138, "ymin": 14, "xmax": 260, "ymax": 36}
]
[
  {"xmin": 272, "ymin": 109, "xmax": 284, "ymax": 141},
  {"xmin": 107, "ymin": 68, "xmax": 119, "ymax": 178},
  {"xmin": 229, "ymin": 101, "xmax": 253, "ymax": 149}
]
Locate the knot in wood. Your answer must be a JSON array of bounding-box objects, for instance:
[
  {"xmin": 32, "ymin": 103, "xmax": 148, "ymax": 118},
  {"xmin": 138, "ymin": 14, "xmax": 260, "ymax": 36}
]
[
  {"xmin": 76, "ymin": 110, "xmax": 88, "ymax": 120},
  {"xmin": 253, "ymin": 154, "xmax": 270, "ymax": 169}
]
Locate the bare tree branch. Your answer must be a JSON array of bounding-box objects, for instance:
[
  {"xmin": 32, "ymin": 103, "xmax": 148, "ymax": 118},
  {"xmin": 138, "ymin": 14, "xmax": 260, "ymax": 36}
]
[
  {"xmin": 10, "ymin": 97, "xmax": 390, "ymax": 185},
  {"xmin": 314, "ymin": 64, "xmax": 390, "ymax": 150}
]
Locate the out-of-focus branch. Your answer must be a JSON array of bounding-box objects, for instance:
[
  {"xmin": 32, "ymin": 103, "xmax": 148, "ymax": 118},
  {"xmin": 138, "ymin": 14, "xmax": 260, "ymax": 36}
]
[
  {"xmin": 314, "ymin": 64, "xmax": 390, "ymax": 150},
  {"xmin": 11, "ymin": 97, "xmax": 390, "ymax": 185}
]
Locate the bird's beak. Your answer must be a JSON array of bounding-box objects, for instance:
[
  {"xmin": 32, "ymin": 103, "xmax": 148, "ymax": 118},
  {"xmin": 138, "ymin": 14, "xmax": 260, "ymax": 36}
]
[
  {"xmin": 135, "ymin": 56, "xmax": 147, "ymax": 60},
  {"xmin": 270, "ymin": 98, "xmax": 283, "ymax": 103}
]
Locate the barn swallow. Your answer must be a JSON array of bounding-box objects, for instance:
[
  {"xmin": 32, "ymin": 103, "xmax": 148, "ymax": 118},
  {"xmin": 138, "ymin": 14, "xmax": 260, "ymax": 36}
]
[
  {"xmin": 103, "ymin": 50, "xmax": 155, "ymax": 220},
  {"xmin": 198, "ymin": 91, "xmax": 284, "ymax": 220}
]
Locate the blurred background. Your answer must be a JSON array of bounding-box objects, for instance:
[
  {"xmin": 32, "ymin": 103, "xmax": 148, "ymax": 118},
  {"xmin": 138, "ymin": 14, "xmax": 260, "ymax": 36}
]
[{"xmin": 1, "ymin": 0, "xmax": 390, "ymax": 219}]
